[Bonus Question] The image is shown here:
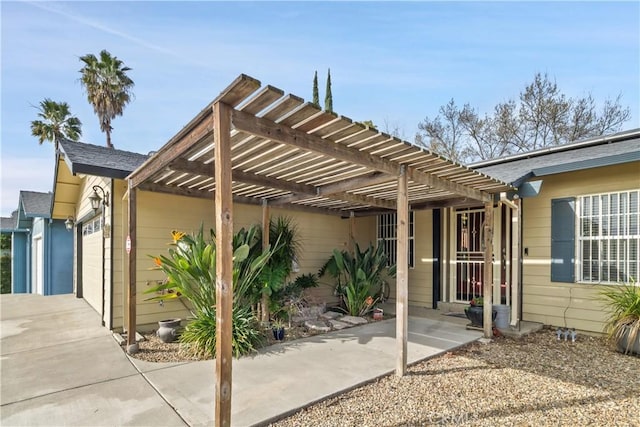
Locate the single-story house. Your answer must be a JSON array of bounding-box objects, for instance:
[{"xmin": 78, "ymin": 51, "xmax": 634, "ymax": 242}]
[
  {"xmin": 0, "ymin": 191, "xmax": 73, "ymax": 295},
  {"xmin": 472, "ymin": 129, "xmax": 639, "ymax": 332},
  {"xmin": 50, "ymin": 75, "xmax": 638, "ymax": 340}
]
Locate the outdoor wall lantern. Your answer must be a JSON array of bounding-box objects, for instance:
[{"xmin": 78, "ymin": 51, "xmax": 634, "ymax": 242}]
[
  {"xmin": 64, "ymin": 216, "xmax": 74, "ymax": 231},
  {"xmin": 89, "ymin": 185, "xmax": 109, "ymax": 213}
]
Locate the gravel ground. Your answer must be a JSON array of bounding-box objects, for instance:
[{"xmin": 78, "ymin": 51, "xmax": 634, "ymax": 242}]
[{"xmin": 270, "ymin": 328, "xmax": 640, "ymax": 427}]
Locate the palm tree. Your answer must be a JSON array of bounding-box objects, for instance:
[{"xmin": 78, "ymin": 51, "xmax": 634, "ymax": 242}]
[
  {"xmin": 79, "ymin": 50, "xmax": 134, "ymax": 149},
  {"xmin": 30, "ymin": 99, "xmax": 82, "ymax": 149}
]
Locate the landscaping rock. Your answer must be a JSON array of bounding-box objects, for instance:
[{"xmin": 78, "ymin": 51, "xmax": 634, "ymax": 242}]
[
  {"xmin": 328, "ymin": 320, "xmax": 350, "ymax": 330},
  {"xmin": 340, "ymin": 316, "xmax": 368, "ymax": 325},
  {"xmin": 305, "ymin": 320, "xmax": 331, "ymax": 333},
  {"xmin": 320, "ymin": 311, "xmax": 341, "ymax": 320}
]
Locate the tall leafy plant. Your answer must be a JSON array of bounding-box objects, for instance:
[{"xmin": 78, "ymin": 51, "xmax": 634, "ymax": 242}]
[
  {"xmin": 600, "ymin": 279, "xmax": 640, "ymax": 355},
  {"xmin": 146, "ymin": 226, "xmax": 271, "ymax": 358},
  {"xmin": 319, "ymin": 242, "xmax": 395, "ymax": 316},
  {"xmin": 259, "ymin": 217, "xmax": 301, "ymax": 320}
]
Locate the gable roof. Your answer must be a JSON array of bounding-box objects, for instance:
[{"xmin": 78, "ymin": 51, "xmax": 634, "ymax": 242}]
[
  {"xmin": 472, "ymin": 129, "xmax": 640, "ymax": 187},
  {"xmin": 58, "ymin": 139, "xmax": 149, "ymax": 180},
  {"xmin": 19, "ymin": 191, "xmax": 52, "ymax": 218}
]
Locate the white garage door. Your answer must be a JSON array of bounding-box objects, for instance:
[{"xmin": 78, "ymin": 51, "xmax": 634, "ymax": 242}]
[{"xmin": 82, "ymin": 217, "xmax": 103, "ymax": 316}]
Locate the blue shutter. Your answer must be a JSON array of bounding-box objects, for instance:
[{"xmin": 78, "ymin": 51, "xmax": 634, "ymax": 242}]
[{"xmin": 551, "ymin": 197, "xmax": 576, "ymax": 282}]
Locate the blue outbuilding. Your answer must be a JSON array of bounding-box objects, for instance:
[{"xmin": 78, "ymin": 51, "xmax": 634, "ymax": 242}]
[{"xmin": 0, "ymin": 191, "xmax": 73, "ymax": 295}]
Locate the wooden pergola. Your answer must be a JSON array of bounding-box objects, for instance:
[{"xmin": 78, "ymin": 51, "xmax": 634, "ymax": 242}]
[{"xmin": 126, "ymin": 74, "xmax": 512, "ymax": 427}]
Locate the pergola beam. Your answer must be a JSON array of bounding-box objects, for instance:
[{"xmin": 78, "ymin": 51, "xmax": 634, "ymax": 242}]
[
  {"xmin": 168, "ymin": 159, "xmax": 397, "ymax": 210},
  {"xmin": 231, "ymin": 109, "xmax": 491, "ymax": 203}
]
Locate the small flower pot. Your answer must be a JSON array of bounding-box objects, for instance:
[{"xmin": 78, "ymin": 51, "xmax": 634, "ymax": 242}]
[
  {"xmin": 157, "ymin": 318, "xmax": 181, "ymax": 343},
  {"xmin": 464, "ymin": 306, "xmax": 497, "ymax": 328},
  {"xmin": 373, "ymin": 308, "xmax": 384, "ymax": 320},
  {"xmin": 272, "ymin": 327, "xmax": 285, "ymax": 341}
]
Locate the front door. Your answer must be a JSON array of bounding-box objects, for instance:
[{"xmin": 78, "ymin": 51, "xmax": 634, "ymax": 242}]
[
  {"xmin": 451, "ymin": 206, "xmax": 511, "ymax": 305},
  {"xmin": 454, "ymin": 209, "xmax": 484, "ymax": 302}
]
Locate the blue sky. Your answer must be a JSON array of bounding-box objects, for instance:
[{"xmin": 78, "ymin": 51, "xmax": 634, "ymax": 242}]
[{"xmin": 1, "ymin": 1, "xmax": 639, "ymax": 217}]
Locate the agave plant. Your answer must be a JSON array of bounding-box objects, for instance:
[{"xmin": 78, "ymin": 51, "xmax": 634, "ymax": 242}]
[
  {"xmin": 600, "ymin": 278, "xmax": 640, "ymax": 355},
  {"xmin": 320, "ymin": 242, "xmax": 396, "ymax": 316}
]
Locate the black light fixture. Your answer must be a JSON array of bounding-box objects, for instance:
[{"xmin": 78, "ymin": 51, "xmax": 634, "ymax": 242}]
[
  {"xmin": 89, "ymin": 185, "xmax": 109, "ymax": 213},
  {"xmin": 64, "ymin": 216, "xmax": 74, "ymax": 231}
]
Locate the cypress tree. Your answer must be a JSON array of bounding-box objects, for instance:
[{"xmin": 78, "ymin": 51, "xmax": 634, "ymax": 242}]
[
  {"xmin": 312, "ymin": 71, "xmax": 320, "ymax": 108},
  {"xmin": 324, "ymin": 68, "xmax": 333, "ymax": 113}
]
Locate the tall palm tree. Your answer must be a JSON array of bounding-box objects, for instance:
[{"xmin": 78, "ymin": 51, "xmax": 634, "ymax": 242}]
[
  {"xmin": 79, "ymin": 50, "xmax": 134, "ymax": 149},
  {"xmin": 30, "ymin": 99, "xmax": 82, "ymax": 149}
]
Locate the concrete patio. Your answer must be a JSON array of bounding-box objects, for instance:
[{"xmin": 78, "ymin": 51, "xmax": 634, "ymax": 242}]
[{"xmin": 1, "ymin": 294, "xmax": 481, "ymax": 426}]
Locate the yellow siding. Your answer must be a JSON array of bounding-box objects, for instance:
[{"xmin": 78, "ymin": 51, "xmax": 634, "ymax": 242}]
[
  {"xmin": 521, "ymin": 162, "xmax": 640, "ymax": 333},
  {"xmin": 382, "ymin": 210, "xmax": 434, "ymax": 307},
  {"xmin": 130, "ymin": 191, "xmax": 355, "ymax": 331},
  {"xmin": 76, "ymin": 176, "xmax": 110, "ymax": 324}
]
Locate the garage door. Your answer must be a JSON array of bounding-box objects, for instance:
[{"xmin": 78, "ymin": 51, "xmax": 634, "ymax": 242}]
[{"xmin": 82, "ymin": 217, "xmax": 103, "ymax": 316}]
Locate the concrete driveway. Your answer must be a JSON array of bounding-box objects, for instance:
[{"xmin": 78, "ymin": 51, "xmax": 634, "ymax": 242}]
[{"xmin": 1, "ymin": 294, "xmax": 480, "ymax": 426}]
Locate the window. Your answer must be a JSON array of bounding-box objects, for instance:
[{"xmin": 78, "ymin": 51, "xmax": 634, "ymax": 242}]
[
  {"xmin": 82, "ymin": 217, "xmax": 103, "ymax": 236},
  {"xmin": 578, "ymin": 190, "xmax": 639, "ymax": 283},
  {"xmin": 377, "ymin": 211, "xmax": 415, "ymax": 268}
]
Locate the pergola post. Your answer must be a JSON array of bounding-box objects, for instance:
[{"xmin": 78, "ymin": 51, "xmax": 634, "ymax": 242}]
[
  {"xmin": 261, "ymin": 199, "xmax": 270, "ymax": 323},
  {"xmin": 510, "ymin": 198, "xmax": 521, "ymax": 327},
  {"xmin": 483, "ymin": 201, "xmax": 494, "ymax": 338},
  {"xmin": 395, "ymin": 166, "xmax": 408, "ymax": 376},
  {"xmin": 214, "ymin": 101, "xmax": 233, "ymax": 427},
  {"xmin": 126, "ymin": 180, "xmax": 138, "ymax": 353}
]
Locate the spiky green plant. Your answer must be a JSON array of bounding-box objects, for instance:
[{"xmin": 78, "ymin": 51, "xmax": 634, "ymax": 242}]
[
  {"xmin": 146, "ymin": 225, "xmax": 272, "ymax": 358},
  {"xmin": 179, "ymin": 304, "xmax": 264, "ymax": 359},
  {"xmin": 319, "ymin": 242, "xmax": 395, "ymax": 316},
  {"xmin": 600, "ymin": 278, "xmax": 640, "ymax": 355}
]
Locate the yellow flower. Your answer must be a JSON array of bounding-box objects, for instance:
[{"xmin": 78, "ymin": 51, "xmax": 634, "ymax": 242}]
[
  {"xmin": 171, "ymin": 230, "xmax": 185, "ymax": 243},
  {"xmin": 153, "ymin": 257, "xmax": 162, "ymax": 267},
  {"xmin": 365, "ymin": 296, "xmax": 374, "ymax": 306}
]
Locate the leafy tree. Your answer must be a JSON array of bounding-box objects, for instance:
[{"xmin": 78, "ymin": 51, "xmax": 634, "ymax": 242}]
[
  {"xmin": 416, "ymin": 73, "xmax": 631, "ymax": 163},
  {"xmin": 79, "ymin": 50, "xmax": 134, "ymax": 149},
  {"xmin": 30, "ymin": 99, "xmax": 82, "ymax": 148},
  {"xmin": 324, "ymin": 68, "xmax": 333, "ymax": 113},
  {"xmin": 1, "ymin": 234, "xmax": 10, "ymax": 294},
  {"xmin": 312, "ymin": 70, "xmax": 320, "ymax": 108}
]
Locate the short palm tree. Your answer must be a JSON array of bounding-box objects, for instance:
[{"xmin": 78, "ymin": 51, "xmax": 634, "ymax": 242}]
[
  {"xmin": 79, "ymin": 49, "xmax": 134, "ymax": 149},
  {"xmin": 30, "ymin": 99, "xmax": 82, "ymax": 149}
]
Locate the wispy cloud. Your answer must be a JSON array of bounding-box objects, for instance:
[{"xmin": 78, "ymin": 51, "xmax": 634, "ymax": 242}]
[{"xmin": 27, "ymin": 1, "xmax": 174, "ymax": 56}]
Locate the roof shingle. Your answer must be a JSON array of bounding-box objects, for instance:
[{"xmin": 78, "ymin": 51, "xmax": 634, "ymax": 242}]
[{"xmin": 58, "ymin": 139, "xmax": 149, "ymax": 179}]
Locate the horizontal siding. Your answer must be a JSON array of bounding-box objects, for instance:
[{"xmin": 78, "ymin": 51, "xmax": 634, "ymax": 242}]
[
  {"xmin": 128, "ymin": 192, "xmax": 355, "ymax": 327},
  {"xmin": 521, "ymin": 162, "xmax": 639, "ymax": 332}
]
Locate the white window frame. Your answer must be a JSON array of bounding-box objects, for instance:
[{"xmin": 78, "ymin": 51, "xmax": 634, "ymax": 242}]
[
  {"xmin": 82, "ymin": 216, "xmax": 103, "ymax": 237},
  {"xmin": 576, "ymin": 189, "xmax": 639, "ymax": 284},
  {"xmin": 376, "ymin": 211, "xmax": 415, "ymax": 268}
]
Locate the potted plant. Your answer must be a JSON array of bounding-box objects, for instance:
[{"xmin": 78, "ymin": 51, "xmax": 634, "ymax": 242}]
[
  {"xmin": 600, "ymin": 279, "xmax": 640, "ymax": 355},
  {"xmin": 157, "ymin": 318, "xmax": 182, "ymax": 343},
  {"xmin": 272, "ymin": 318, "xmax": 286, "ymax": 341},
  {"xmin": 464, "ymin": 297, "xmax": 497, "ymax": 328}
]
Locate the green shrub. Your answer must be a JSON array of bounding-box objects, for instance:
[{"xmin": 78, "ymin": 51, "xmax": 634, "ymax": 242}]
[
  {"xmin": 1, "ymin": 255, "xmax": 11, "ymax": 294},
  {"xmin": 146, "ymin": 225, "xmax": 272, "ymax": 358},
  {"xmin": 179, "ymin": 304, "xmax": 264, "ymax": 359},
  {"xmin": 320, "ymin": 243, "xmax": 395, "ymax": 316}
]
